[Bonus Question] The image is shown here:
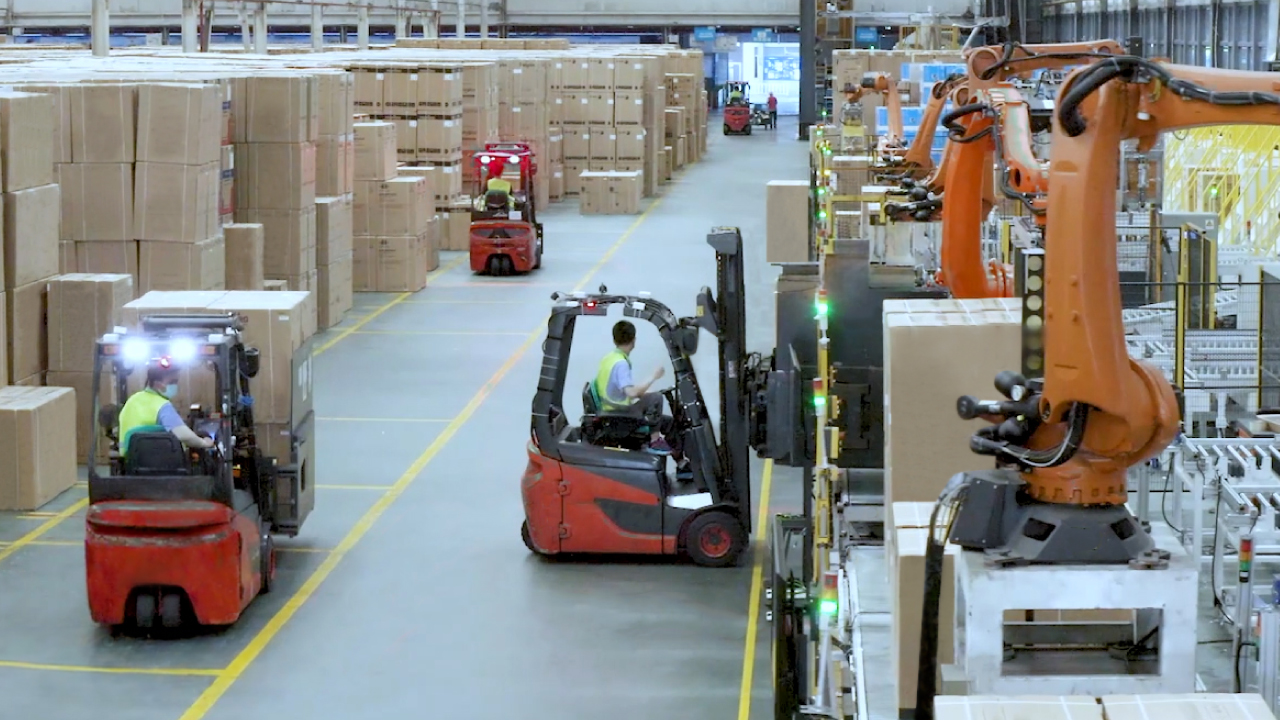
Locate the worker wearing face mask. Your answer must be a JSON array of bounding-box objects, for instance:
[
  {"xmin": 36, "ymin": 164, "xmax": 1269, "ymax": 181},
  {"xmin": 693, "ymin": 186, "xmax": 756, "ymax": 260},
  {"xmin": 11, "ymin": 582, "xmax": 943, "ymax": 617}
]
[{"xmin": 117, "ymin": 361, "xmax": 215, "ymax": 457}]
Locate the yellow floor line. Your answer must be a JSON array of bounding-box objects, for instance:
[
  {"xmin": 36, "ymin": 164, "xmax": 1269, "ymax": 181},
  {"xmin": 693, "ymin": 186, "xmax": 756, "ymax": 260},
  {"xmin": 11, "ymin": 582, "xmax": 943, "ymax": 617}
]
[
  {"xmin": 0, "ymin": 499, "xmax": 89, "ymax": 564},
  {"xmin": 737, "ymin": 460, "xmax": 775, "ymax": 720},
  {"xmin": 0, "ymin": 660, "xmax": 221, "ymax": 677},
  {"xmin": 176, "ymin": 195, "xmax": 667, "ymax": 720}
]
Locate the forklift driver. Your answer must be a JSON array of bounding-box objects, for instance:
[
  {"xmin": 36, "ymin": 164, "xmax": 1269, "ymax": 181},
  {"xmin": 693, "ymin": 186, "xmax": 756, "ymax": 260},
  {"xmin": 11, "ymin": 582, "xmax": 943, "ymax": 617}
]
[
  {"xmin": 596, "ymin": 320, "xmax": 689, "ymax": 470},
  {"xmin": 118, "ymin": 362, "xmax": 215, "ymax": 457},
  {"xmin": 485, "ymin": 159, "xmax": 515, "ymax": 209}
]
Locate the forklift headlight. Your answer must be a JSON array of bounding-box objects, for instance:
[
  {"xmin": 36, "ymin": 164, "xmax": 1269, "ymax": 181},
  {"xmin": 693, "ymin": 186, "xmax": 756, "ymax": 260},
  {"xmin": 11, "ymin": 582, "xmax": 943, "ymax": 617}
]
[
  {"xmin": 122, "ymin": 337, "xmax": 150, "ymax": 363},
  {"xmin": 170, "ymin": 337, "xmax": 198, "ymax": 363}
]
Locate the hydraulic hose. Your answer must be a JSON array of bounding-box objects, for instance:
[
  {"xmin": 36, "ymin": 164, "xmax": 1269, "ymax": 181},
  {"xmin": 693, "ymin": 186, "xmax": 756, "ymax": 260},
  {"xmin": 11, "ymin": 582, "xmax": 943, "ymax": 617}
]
[
  {"xmin": 941, "ymin": 102, "xmax": 991, "ymax": 141},
  {"xmin": 914, "ymin": 533, "xmax": 947, "ymax": 720}
]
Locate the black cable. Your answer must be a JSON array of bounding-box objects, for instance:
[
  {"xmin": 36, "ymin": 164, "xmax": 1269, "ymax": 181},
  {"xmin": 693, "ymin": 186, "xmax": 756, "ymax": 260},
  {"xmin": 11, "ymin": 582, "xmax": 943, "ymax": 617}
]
[
  {"xmin": 1235, "ymin": 640, "xmax": 1256, "ymax": 692},
  {"xmin": 1159, "ymin": 460, "xmax": 1183, "ymax": 534},
  {"xmin": 913, "ymin": 517, "xmax": 947, "ymax": 720}
]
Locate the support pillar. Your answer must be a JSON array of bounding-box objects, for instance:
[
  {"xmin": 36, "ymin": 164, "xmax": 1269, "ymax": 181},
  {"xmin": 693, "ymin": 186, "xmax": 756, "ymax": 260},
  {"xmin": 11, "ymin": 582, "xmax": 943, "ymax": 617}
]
[
  {"xmin": 253, "ymin": 1, "xmax": 267, "ymax": 54},
  {"xmin": 457, "ymin": 0, "xmax": 467, "ymax": 38},
  {"xmin": 799, "ymin": 0, "xmax": 817, "ymax": 139},
  {"xmin": 357, "ymin": 4, "xmax": 370, "ymax": 50},
  {"xmin": 311, "ymin": 3, "xmax": 324, "ymax": 51},
  {"xmin": 238, "ymin": 4, "xmax": 252, "ymax": 51},
  {"xmin": 182, "ymin": 0, "xmax": 199, "ymax": 53},
  {"xmin": 91, "ymin": 0, "xmax": 110, "ymax": 57},
  {"xmin": 396, "ymin": 8, "xmax": 409, "ymax": 40},
  {"xmin": 426, "ymin": 10, "xmax": 440, "ymax": 39},
  {"xmin": 480, "ymin": 0, "xmax": 489, "ymax": 38}
]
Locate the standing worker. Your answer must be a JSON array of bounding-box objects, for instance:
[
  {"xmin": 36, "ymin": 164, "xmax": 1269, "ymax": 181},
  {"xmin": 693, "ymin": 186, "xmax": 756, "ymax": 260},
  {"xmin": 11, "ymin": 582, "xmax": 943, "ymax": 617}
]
[
  {"xmin": 117, "ymin": 361, "xmax": 215, "ymax": 456},
  {"xmin": 766, "ymin": 92, "xmax": 778, "ymax": 130}
]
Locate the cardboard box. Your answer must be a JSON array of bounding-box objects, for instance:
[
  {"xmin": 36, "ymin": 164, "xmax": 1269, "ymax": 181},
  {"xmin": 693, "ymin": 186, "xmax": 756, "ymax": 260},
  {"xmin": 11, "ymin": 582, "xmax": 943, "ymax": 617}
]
[
  {"xmin": 318, "ymin": 252, "xmax": 353, "ymax": 330},
  {"xmin": 1100, "ymin": 694, "xmax": 1277, "ymax": 720},
  {"xmin": 6, "ymin": 280, "xmax": 46, "ymax": 384},
  {"xmin": 935, "ymin": 697, "xmax": 1104, "ymax": 720},
  {"xmin": 418, "ymin": 64, "xmax": 464, "ymax": 110},
  {"xmin": 355, "ymin": 177, "xmax": 431, "ymax": 238},
  {"xmin": 766, "ymin": 180, "xmax": 810, "ymax": 264},
  {"xmin": 614, "ymin": 61, "xmax": 647, "ymax": 90},
  {"xmin": 239, "ymin": 206, "xmax": 317, "ymax": 278},
  {"xmin": 0, "ymin": 91, "xmax": 55, "ymax": 192},
  {"xmin": 316, "ymin": 195, "xmax": 354, "ymax": 265},
  {"xmin": 613, "ymin": 90, "xmax": 645, "ymax": 125},
  {"xmin": 318, "ymin": 71, "xmax": 354, "ymax": 136},
  {"xmin": 316, "ymin": 133, "xmax": 354, "ymax": 197},
  {"xmin": 588, "ymin": 127, "xmax": 617, "ymax": 163},
  {"xmin": 0, "ymin": 386, "xmax": 77, "ymax": 510},
  {"xmin": 134, "ymin": 162, "xmax": 220, "ymax": 242},
  {"xmin": 220, "ymin": 145, "xmax": 235, "ymax": 218},
  {"xmin": 354, "ymin": 122, "xmax": 398, "ymax": 182},
  {"xmin": 239, "ymin": 74, "xmax": 319, "ymax": 144},
  {"xmin": 586, "ymin": 92, "xmax": 615, "ymax": 125},
  {"xmin": 893, "ymin": 528, "xmax": 957, "ymax": 714},
  {"xmin": 45, "ymin": 370, "xmax": 115, "ymax": 463},
  {"xmin": 0, "ymin": 291, "xmax": 5, "ymax": 384},
  {"xmin": 47, "ymin": 273, "xmax": 133, "ymax": 373},
  {"xmin": 417, "ymin": 114, "xmax": 463, "ymax": 160},
  {"xmin": 75, "ymin": 241, "xmax": 137, "ymax": 284},
  {"xmin": 383, "ymin": 68, "xmax": 418, "ymax": 112},
  {"xmin": 224, "ymin": 223, "xmax": 265, "ymax": 291},
  {"xmin": 351, "ymin": 67, "xmax": 384, "ymax": 114},
  {"xmin": 884, "ymin": 312, "xmax": 1020, "ymax": 506},
  {"xmin": 237, "ymin": 142, "xmax": 317, "ymax": 211},
  {"xmin": 616, "ymin": 127, "xmax": 646, "ymax": 160},
  {"xmin": 579, "ymin": 171, "xmax": 641, "ymax": 215},
  {"xmin": 443, "ymin": 205, "xmax": 471, "ymax": 251},
  {"xmin": 14, "ymin": 84, "xmax": 71, "ymax": 165},
  {"xmin": 354, "ymin": 234, "xmax": 428, "ymax": 292},
  {"xmin": 587, "ymin": 58, "xmax": 616, "ymax": 90},
  {"xmin": 69, "ymin": 84, "xmax": 136, "ymax": 163},
  {"xmin": 563, "ymin": 129, "xmax": 590, "ymax": 161},
  {"xmin": 4, "ymin": 183, "xmax": 57, "ymax": 289},
  {"xmin": 564, "ymin": 163, "xmax": 587, "ymax": 197},
  {"xmin": 139, "ymin": 235, "xmax": 226, "ymax": 293},
  {"xmin": 57, "ymin": 163, "xmax": 132, "ymax": 242},
  {"xmin": 58, "ymin": 241, "xmax": 76, "ymax": 274},
  {"xmin": 136, "ymin": 83, "xmax": 222, "ymax": 166},
  {"xmin": 664, "ymin": 107, "xmax": 685, "ymax": 138}
]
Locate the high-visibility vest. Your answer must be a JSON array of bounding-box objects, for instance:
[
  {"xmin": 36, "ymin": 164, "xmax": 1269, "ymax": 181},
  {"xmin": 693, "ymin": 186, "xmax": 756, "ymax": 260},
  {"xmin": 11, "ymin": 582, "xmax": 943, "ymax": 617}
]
[
  {"xmin": 118, "ymin": 388, "xmax": 170, "ymax": 456},
  {"xmin": 594, "ymin": 349, "xmax": 632, "ymax": 411},
  {"xmin": 487, "ymin": 177, "xmax": 513, "ymax": 195}
]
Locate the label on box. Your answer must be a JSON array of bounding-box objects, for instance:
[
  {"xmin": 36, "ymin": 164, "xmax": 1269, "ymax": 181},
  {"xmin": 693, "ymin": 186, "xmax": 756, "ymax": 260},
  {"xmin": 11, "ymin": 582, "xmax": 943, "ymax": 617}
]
[
  {"xmin": 556, "ymin": 62, "xmax": 563, "ymax": 69},
  {"xmin": 444, "ymin": 120, "xmax": 455, "ymax": 127},
  {"xmin": 411, "ymin": 74, "xmax": 419, "ymax": 81},
  {"xmin": 610, "ymin": 134, "xmax": 616, "ymax": 140},
  {"xmin": 443, "ymin": 166, "xmax": 455, "ymax": 174},
  {"xmin": 608, "ymin": 63, "xmax": 615, "ymax": 69},
  {"xmin": 513, "ymin": 68, "xmax": 523, "ymax": 74},
  {"xmin": 557, "ymin": 98, "xmax": 563, "ymax": 104},
  {"xmin": 581, "ymin": 98, "xmax": 588, "ymax": 104},
  {"xmin": 410, "ymin": 120, "xmax": 418, "ymax": 127},
  {"xmin": 445, "ymin": 74, "xmax": 455, "ymax": 81},
  {"xmin": 635, "ymin": 99, "xmax": 643, "ymax": 105},
  {"xmin": 376, "ymin": 73, "xmax": 385, "ymax": 80}
]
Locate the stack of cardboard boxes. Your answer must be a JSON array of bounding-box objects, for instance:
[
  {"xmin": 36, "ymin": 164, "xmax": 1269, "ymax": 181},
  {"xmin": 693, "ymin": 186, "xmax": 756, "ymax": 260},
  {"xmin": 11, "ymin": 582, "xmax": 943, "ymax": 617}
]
[
  {"xmin": 0, "ymin": 385, "xmax": 77, "ymax": 510},
  {"xmin": 45, "ymin": 272, "xmax": 134, "ymax": 462},
  {"xmin": 459, "ymin": 61, "xmax": 499, "ymax": 198},
  {"xmin": 135, "ymin": 83, "xmax": 226, "ymax": 294},
  {"xmin": 315, "ymin": 71, "xmax": 356, "ymax": 330},
  {"xmin": 234, "ymin": 73, "xmax": 320, "ymax": 330},
  {"xmin": 2, "ymin": 89, "xmax": 61, "ymax": 386},
  {"xmin": 353, "ymin": 121, "xmax": 438, "ymax": 292},
  {"xmin": 578, "ymin": 171, "xmax": 642, "ymax": 215}
]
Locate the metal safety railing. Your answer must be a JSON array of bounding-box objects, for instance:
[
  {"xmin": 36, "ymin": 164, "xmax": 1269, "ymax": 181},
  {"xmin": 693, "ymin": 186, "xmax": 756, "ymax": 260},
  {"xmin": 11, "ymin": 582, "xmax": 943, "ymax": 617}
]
[{"xmin": 1164, "ymin": 126, "xmax": 1280, "ymax": 255}]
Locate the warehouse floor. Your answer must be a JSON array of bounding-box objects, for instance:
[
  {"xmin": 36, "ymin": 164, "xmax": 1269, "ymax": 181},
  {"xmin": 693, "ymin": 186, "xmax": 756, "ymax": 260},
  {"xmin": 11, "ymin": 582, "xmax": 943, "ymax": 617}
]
[{"xmin": 0, "ymin": 115, "xmax": 807, "ymax": 720}]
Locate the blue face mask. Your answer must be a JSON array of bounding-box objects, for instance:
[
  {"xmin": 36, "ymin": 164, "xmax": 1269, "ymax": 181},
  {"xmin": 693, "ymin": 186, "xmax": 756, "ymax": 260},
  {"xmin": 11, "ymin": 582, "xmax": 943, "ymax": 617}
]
[{"xmin": 164, "ymin": 383, "xmax": 179, "ymax": 398}]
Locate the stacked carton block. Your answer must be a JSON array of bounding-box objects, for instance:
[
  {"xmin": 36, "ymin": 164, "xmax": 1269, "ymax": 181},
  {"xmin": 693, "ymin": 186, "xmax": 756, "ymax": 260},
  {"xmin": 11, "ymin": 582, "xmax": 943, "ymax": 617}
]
[
  {"xmin": 353, "ymin": 121, "xmax": 437, "ymax": 293},
  {"xmin": 0, "ymin": 385, "xmax": 77, "ymax": 509},
  {"xmin": 579, "ymin": 171, "xmax": 641, "ymax": 215},
  {"xmin": 44, "ymin": 272, "xmax": 133, "ymax": 462},
  {"xmin": 224, "ymin": 223, "xmax": 265, "ymax": 291},
  {"xmin": 135, "ymin": 83, "xmax": 225, "ymax": 295},
  {"xmin": 357, "ymin": 62, "xmax": 464, "ymax": 190},
  {"xmin": 459, "ymin": 62, "xmax": 500, "ymax": 197},
  {"xmin": 316, "ymin": 195, "xmax": 354, "ymax": 328},
  {"xmin": 1, "ymin": 89, "xmax": 61, "ymax": 386},
  {"xmin": 233, "ymin": 73, "xmax": 320, "ymax": 331}
]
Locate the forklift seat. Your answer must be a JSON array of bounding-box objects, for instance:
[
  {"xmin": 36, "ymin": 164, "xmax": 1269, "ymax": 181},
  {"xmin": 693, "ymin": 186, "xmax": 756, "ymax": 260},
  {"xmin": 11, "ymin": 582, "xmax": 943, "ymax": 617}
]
[
  {"xmin": 580, "ymin": 381, "xmax": 650, "ymax": 449},
  {"xmin": 124, "ymin": 432, "xmax": 192, "ymax": 477}
]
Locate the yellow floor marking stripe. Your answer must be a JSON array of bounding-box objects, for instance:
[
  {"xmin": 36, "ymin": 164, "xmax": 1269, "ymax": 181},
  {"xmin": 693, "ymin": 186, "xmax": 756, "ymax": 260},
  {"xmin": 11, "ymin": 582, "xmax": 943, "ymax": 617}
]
[
  {"xmin": 314, "ymin": 255, "xmax": 464, "ymax": 355},
  {"xmin": 737, "ymin": 460, "xmax": 775, "ymax": 720},
  {"xmin": 0, "ymin": 660, "xmax": 221, "ymax": 677},
  {"xmin": 0, "ymin": 498, "xmax": 88, "ymax": 565},
  {"xmin": 177, "ymin": 195, "xmax": 666, "ymax": 720}
]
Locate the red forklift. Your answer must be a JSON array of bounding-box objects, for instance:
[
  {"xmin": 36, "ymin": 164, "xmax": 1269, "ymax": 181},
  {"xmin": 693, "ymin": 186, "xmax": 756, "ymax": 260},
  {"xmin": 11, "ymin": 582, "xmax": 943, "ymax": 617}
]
[
  {"xmin": 84, "ymin": 313, "xmax": 314, "ymax": 630},
  {"xmin": 520, "ymin": 228, "xmax": 782, "ymax": 567},
  {"xmin": 723, "ymin": 81, "xmax": 752, "ymax": 135},
  {"xmin": 470, "ymin": 143, "xmax": 544, "ymax": 275}
]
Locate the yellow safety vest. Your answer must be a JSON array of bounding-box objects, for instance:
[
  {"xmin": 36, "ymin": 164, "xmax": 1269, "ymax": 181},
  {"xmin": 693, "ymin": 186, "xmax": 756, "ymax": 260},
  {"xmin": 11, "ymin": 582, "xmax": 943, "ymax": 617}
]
[
  {"xmin": 594, "ymin": 349, "xmax": 632, "ymax": 411},
  {"xmin": 118, "ymin": 388, "xmax": 171, "ymax": 457},
  {"xmin": 487, "ymin": 177, "xmax": 513, "ymax": 195}
]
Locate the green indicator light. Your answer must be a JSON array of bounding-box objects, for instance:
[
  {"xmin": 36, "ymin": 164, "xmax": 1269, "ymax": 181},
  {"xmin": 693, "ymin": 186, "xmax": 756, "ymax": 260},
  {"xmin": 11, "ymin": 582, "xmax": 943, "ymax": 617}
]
[
  {"xmin": 819, "ymin": 599, "xmax": 838, "ymax": 615},
  {"xmin": 818, "ymin": 211, "xmax": 827, "ymax": 219},
  {"xmin": 814, "ymin": 395, "xmax": 826, "ymax": 408},
  {"xmin": 816, "ymin": 300, "xmax": 829, "ymax": 316}
]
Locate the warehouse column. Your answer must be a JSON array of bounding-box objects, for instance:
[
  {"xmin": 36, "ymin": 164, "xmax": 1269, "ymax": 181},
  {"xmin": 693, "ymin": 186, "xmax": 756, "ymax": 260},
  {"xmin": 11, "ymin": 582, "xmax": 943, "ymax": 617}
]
[
  {"xmin": 480, "ymin": 0, "xmax": 489, "ymax": 38},
  {"xmin": 396, "ymin": 5, "xmax": 409, "ymax": 40},
  {"xmin": 311, "ymin": 3, "xmax": 324, "ymax": 51},
  {"xmin": 357, "ymin": 4, "xmax": 370, "ymax": 50},
  {"xmin": 92, "ymin": 0, "xmax": 110, "ymax": 56},
  {"xmin": 457, "ymin": 0, "xmax": 466, "ymax": 38},
  {"xmin": 426, "ymin": 9, "xmax": 440, "ymax": 39},
  {"xmin": 181, "ymin": 0, "xmax": 198, "ymax": 53},
  {"xmin": 798, "ymin": 0, "xmax": 817, "ymax": 139},
  {"xmin": 253, "ymin": 1, "xmax": 267, "ymax": 54}
]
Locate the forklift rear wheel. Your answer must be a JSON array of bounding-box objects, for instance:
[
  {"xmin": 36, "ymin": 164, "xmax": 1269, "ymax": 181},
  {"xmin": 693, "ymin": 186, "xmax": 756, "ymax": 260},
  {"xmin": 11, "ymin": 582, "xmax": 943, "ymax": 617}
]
[
  {"xmin": 134, "ymin": 592, "xmax": 157, "ymax": 629},
  {"xmin": 486, "ymin": 255, "xmax": 500, "ymax": 275},
  {"xmin": 502, "ymin": 256, "xmax": 516, "ymax": 275},
  {"xmin": 684, "ymin": 511, "xmax": 746, "ymax": 567},
  {"xmin": 533, "ymin": 239, "xmax": 543, "ymax": 270},
  {"xmin": 260, "ymin": 531, "xmax": 276, "ymax": 594},
  {"xmin": 723, "ymin": 123, "xmax": 731, "ymax": 135},
  {"xmin": 521, "ymin": 520, "xmax": 545, "ymax": 555},
  {"xmin": 745, "ymin": 124, "xmax": 753, "ymax": 136},
  {"xmin": 159, "ymin": 592, "xmax": 183, "ymax": 629}
]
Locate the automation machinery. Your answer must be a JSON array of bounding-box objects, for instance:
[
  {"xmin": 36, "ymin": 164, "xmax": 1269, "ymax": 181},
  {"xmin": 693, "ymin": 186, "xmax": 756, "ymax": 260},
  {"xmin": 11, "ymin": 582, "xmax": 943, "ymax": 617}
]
[
  {"xmin": 470, "ymin": 145, "xmax": 544, "ymax": 275},
  {"xmin": 521, "ymin": 228, "xmax": 806, "ymax": 567},
  {"xmin": 724, "ymin": 81, "xmax": 753, "ymax": 135},
  {"xmin": 84, "ymin": 313, "xmax": 315, "ymax": 630}
]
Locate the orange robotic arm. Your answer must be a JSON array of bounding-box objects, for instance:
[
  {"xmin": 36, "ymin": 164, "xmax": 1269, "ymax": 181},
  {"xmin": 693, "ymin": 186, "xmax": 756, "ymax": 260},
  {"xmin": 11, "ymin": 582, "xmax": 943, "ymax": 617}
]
[
  {"xmin": 965, "ymin": 39, "xmax": 1124, "ymax": 90},
  {"xmin": 895, "ymin": 74, "xmax": 966, "ymax": 177},
  {"xmin": 860, "ymin": 72, "xmax": 906, "ymax": 151}
]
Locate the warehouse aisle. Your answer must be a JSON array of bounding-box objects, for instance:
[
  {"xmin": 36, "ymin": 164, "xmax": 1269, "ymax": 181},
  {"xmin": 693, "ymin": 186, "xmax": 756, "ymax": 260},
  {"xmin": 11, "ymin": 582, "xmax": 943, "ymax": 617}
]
[{"xmin": 0, "ymin": 118, "xmax": 810, "ymax": 720}]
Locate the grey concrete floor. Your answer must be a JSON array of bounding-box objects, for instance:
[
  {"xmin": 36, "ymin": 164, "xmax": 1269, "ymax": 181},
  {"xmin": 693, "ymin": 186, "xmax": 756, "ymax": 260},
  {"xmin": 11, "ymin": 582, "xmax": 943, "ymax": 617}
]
[{"xmin": 0, "ymin": 115, "xmax": 812, "ymax": 720}]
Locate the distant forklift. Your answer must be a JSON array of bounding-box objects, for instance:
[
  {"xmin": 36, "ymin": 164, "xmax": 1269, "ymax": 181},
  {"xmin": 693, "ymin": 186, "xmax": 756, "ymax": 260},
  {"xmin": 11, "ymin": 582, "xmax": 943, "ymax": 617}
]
[
  {"xmin": 723, "ymin": 81, "xmax": 753, "ymax": 135},
  {"xmin": 470, "ymin": 143, "xmax": 544, "ymax": 275},
  {"xmin": 520, "ymin": 228, "xmax": 804, "ymax": 566},
  {"xmin": 84, "ymin": 313, "xmax": 315, "ymax": 630}
]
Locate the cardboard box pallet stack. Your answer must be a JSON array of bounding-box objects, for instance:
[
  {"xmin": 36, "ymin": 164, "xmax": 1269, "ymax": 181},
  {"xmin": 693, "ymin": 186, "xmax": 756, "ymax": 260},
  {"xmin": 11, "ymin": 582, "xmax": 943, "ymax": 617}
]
[
  {"xmin": 1, "ymin": 89, "xmax": 61, "ymax": 387},
  {"xmin": 832, "ymin": 49, "xmax": 963, "ymax": 135},
  {"xmin": 561, "ymin": 57, "xmax": 650, "ymax": 210},
  {"xmin": 353, "ymin": 121, "xmax": 438, "ymax": 292},
  {"xmin": 315, "ymin": 71, "xmax": 356, "ymax": 329}
]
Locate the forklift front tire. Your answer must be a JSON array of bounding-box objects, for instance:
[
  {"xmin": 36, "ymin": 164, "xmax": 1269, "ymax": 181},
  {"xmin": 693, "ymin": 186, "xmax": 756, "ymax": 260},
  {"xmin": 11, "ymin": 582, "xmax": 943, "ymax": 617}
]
[
  {"xmin": 684, "ymin": 511, "xmax": 746, "ymax": 568},
  {"xmin": 521, "ymin": 520, "xmax": 545, "ymax": 555}
]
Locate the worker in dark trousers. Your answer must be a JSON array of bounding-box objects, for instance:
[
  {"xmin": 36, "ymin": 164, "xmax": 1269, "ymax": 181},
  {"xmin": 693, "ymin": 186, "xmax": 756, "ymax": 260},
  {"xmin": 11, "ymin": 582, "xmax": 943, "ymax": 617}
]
[
  {"xmin": 118, "ymin": 361, "xmax": 215, "ymax": 457},
  {"xmin": 595, "ymin": 320, "xmax": 691, "ymax": 477},
  {"xmin": 767, "ymin": 92, "xmax": 778, "ymax": 130}
]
